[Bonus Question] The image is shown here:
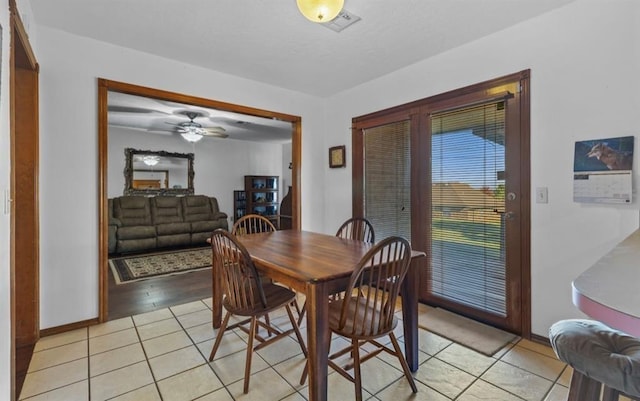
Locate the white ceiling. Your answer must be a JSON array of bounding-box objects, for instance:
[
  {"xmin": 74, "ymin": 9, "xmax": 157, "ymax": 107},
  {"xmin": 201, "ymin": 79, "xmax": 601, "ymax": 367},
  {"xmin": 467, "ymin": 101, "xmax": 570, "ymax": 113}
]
[
  {"xmin": 28, "ymin": 0, "xmax": 574, "ymax": 98},
  {"xmin": 29, "ymin": 0, "xmax": 574, "ymax": 142}
]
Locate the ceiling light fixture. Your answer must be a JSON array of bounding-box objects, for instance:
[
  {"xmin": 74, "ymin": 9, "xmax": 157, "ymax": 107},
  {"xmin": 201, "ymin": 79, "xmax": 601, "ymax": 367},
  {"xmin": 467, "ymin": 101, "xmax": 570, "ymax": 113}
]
[
  {"xmin": 179, "ymin": 124, "xmax": 205, "ymax": 143},
  {"xmin": 142, "ymin": 155, "xmax": 160, "ymax": 166},
  {"xmin": 296, "ymin": 0, "xmax": 344, "ymax": 23}
]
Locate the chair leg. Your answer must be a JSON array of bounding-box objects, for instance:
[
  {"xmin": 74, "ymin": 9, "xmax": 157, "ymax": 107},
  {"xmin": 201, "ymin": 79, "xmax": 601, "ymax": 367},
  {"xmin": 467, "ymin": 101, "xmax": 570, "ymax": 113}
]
[
  {"xmin": 567, "ymin": 370, "xmax": 602, "ymax": 401},
  {"xmin": 243, "ymin": 316, "xmax": 258, "ymax": 394},
  {"xmin": 352, "ymin": 339, "xmax": 363, "ymax": 401},
  {"xmin": 389, "ymin": 332, "xmax": 417, "ymax": 393},
  {"xmin": 297, "ymin": 300, "xmax": 307, "ymax": 326},
  {"xmin": 285, "ymin": 304, "xmax": 308, "ymax": 357},
  {"xmin": 209, "ymin": 311, "xmax": 232, "ymax": 361}
]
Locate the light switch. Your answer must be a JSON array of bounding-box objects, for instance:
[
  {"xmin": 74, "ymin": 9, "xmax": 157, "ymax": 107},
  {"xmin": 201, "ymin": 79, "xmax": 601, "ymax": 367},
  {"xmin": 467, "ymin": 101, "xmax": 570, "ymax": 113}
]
[{"xmin": 536, "ymin": 187, "xmax": 548, "ymax": 204}]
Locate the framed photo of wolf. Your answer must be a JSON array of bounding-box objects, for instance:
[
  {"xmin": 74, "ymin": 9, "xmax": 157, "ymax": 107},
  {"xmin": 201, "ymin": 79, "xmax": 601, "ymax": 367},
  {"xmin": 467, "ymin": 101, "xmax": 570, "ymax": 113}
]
[{"xmin": 573, "ymin": 136, "xmax": 634, "ymax": 204}]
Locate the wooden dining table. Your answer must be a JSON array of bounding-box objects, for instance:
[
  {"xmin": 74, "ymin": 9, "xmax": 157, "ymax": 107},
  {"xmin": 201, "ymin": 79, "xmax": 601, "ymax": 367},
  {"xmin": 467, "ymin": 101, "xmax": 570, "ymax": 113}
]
[{"xmin": 210, "ymin": 230, "xmax": 425, "ymax": 401}]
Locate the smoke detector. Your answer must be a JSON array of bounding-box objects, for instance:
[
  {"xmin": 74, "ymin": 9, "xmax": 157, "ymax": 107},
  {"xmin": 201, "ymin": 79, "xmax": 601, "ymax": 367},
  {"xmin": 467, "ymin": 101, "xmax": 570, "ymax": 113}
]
[{"xmin": 322, "ymin": 9, "xmax": 361, "ymax": 32}]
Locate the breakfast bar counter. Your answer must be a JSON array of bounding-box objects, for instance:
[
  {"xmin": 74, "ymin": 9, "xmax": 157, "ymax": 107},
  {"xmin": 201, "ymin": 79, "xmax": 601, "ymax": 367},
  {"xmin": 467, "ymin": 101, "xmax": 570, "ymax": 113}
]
[{"xmin": 572, "ymin": 229, "xmax": 640, "ymax": 336}]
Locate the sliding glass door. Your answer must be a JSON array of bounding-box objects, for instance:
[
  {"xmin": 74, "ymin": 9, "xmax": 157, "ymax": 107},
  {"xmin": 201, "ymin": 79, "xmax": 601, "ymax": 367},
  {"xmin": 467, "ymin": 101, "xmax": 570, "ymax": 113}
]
[{"xmin": 352, "ymin": 71, "xmax": 530, "ymax": 335}]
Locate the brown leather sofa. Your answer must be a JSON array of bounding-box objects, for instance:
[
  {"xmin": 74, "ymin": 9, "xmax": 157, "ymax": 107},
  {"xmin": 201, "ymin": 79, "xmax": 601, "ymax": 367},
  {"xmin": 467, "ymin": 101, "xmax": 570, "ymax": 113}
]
[{"xmin": 108, "ymin": 195, "xmax": 228, "ymax": 254}]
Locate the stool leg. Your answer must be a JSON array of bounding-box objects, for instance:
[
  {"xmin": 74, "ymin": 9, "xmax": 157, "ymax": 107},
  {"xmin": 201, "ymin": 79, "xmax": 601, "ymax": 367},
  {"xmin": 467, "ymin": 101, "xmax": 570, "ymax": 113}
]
[
  {"xmin": 602, "ymin": 386, "xmax": 621, "ymax": 401},
  {"xmin": 568, "ymin": 370, "xmax": 602, "ymax": 401}
]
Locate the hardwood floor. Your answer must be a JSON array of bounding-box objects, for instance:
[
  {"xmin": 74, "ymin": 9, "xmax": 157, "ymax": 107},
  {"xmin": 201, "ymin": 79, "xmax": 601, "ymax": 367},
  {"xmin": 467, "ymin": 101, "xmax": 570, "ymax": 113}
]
[{"xmin": 108, "ymin": 261, "xmax": 213, "ymax": 320}]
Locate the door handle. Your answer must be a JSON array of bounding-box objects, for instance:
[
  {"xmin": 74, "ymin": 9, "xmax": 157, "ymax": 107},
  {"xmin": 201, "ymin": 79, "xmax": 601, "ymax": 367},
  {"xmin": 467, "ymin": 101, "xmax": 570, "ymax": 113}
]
[{"xmin": 504, "ymin": 212, "xmax": 515, "ymax": 220}]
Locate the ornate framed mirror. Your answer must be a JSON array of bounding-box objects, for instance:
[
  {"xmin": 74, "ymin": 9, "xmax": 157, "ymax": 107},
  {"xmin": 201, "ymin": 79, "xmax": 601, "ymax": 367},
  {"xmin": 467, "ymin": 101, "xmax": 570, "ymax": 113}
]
[{"xmin": 123, "ymin": 148, "xmax": 194, "ymax": 195}]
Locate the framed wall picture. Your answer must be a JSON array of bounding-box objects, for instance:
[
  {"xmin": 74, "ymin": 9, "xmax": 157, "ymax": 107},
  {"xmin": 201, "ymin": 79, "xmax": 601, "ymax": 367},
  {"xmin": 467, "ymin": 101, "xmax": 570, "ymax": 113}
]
[{"xmin": 329, "ymin": 145, "xmax": 346, "ymax": 168}]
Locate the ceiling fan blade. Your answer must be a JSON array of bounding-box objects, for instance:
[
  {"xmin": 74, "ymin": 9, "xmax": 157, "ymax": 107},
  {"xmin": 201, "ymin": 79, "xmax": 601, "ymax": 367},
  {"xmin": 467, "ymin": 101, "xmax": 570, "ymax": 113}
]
[{"xmin": 201, "ymin": 130, "xmax": 229, "ymax": 139}]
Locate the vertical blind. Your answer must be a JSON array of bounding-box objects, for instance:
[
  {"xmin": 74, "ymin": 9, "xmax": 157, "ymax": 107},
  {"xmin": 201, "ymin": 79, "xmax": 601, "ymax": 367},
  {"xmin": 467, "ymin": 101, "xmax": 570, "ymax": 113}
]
[
  {"xmin": 363, "ymin": 121, "xmax": 411, "ymax": 241},
  {"xmin": 430, "ymin": 102, "xmax": 507, "ymax": 315}
]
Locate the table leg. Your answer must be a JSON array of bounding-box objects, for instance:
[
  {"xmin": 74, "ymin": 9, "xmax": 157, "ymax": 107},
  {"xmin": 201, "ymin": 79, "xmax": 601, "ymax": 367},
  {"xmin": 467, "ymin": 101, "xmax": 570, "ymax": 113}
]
[
  {"xmin": 211, "ymin": 258, "xmax": 222, "ymax": 329},
  {"xmin": 401, "ymin": 259, "xmax": 419, "ymax": 371},
  {"xmin": 306, "ymin": 282, "xmax": 329, "ymax": 401}
]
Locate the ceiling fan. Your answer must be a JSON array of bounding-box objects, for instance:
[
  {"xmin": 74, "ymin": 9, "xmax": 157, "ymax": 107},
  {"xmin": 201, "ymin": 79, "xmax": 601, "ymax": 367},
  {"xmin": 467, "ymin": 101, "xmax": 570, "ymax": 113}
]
[{"xmin": 167, "ymin": 111, "xmax": 228, "ymax": 143}]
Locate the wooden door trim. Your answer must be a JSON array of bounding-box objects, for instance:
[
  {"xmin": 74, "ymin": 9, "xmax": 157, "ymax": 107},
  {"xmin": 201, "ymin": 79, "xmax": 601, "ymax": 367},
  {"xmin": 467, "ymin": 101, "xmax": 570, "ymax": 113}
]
[
  {"xmin": 97, "ymin": 79, "xmax": 302, "ymax": 322},
  {"xmin": 10, "ymin": 0, "xmax": 40, "ymax": 399}
]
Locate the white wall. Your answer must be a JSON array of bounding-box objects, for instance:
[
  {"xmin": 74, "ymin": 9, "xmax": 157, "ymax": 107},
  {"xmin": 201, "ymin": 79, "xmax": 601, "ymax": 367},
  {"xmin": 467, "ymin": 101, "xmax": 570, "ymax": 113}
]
[
  {"xmin": 15, "ymin": 0, "xmax": 640, "ymax": 342},
  {"xmin": 36, "ymin": 26, "xmax": 324, "ymax": 329},
  {"xmin": 323, "ymin": 0, "xmax": 640, "ymax": 336},
  {"xmin": 0, "ymin": 1, "xmax": 12, "ymax": 397},
  {"xmin": 108, "ymin": 126, "xmax": 284, "ymax": 221}
]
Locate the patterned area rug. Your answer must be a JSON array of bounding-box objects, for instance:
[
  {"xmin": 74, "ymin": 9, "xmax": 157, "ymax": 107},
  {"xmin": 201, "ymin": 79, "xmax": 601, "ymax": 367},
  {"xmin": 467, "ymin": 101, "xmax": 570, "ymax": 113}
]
[{"xmin": 109, "ymin": 247, "xmax": 212, "ymax": 284}]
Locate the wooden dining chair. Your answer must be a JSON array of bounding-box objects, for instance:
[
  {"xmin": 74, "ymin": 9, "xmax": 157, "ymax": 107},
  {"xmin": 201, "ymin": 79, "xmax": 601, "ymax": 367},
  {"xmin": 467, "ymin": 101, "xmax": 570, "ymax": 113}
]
[
  {"xmin": 335, "ymin": 216, "xmax": 375, "ymax": 243},
  {"xmin": 297, "ymin": 216, "xmax": 376, "ymax": 325},
  {"xmin": 300, "ymin": 236, "xmax": 417, "ymax": 401},
  {"xmin": 208, "ymin": 229, "xmax": 307, "ymax": 394},
  {"xmin": 232, "ymin": 214, "xmax": 302, "ymax": 319},
  {"xmin": 232, "ymin": 214, "xmax": 276, "ymax": 236}
]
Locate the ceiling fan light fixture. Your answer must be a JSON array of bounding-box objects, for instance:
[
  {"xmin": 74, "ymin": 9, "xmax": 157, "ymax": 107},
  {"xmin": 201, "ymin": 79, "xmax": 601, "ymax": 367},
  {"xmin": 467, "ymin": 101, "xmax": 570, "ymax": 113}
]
[
  {"xmin": 296, "ymin": 0, "xmax": 344, "ymax": 23},
  {"xmin": 180, "ymin": 129, "xmax": 204, "ymax": 143},
  {"xmin": 142, "ymin": 155, "xmax": 160, "ymax": 166}
]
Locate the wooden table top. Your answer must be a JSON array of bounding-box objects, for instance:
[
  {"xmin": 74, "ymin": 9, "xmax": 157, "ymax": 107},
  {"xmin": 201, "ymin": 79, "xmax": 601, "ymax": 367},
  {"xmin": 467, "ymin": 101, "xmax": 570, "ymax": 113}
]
[{"xmin": 237, "ymin": 230, "xmax": 374, "ymax": 283}]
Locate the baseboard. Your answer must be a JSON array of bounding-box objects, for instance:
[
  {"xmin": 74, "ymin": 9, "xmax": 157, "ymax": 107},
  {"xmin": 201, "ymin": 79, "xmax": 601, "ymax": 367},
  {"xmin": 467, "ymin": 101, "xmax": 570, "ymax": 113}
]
[
  {"xmin": 529, "ymin": 332, "xmax": 551, "ymax": 347},
  {"xmin": 40, "ymin": 317, "xmax": 100, "ymax": 337}
]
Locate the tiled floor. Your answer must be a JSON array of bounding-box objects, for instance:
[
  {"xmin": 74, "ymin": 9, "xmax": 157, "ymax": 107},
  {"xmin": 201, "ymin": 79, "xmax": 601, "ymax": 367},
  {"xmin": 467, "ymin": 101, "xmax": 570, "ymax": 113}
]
[{"xmin": 20, "ymin": 299, "xmax": 587, "ymax": 401}]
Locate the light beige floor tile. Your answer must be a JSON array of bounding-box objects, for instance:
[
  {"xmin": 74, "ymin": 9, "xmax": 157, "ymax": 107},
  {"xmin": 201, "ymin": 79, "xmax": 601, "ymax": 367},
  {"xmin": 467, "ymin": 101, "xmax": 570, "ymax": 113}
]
[
  {"xmin": 271, "ymin": 354, "xmax": 308, "ymax": 389},
  {"xmin": 197, "ymin": 331, "xmax": 250, "ymax": 361},
  {"xmin": 142, "ymin": 330, "xmax": 193, "ymax": 358},
  {"xmin": 193, "ymin": 387, "xmax": 235, "ymax": 401},
  {"xmin": 19, "ymin": 359, "xmax": 87, "ymax": 399},
  {"xmin": 256, "ymin": 334, "xmax": 305, "ymax": 365},
  {"xmin": 148, "ymin": 345, "xmax": 207, "ymax": 381},
  {"xmin": 89, "ymin": 328, "xmax": 139, "ymax": 355},
  {"xmin": 376, "ymin": 343, "xmax": 430, "ymax": 367},
  {"xmin": 416, "ymin": 329, "xmax": 452, "ymax": 356},
  {"xmin": 376, "ymin": 376, "xmax": 450, "ymax": 401},
  {"xmin": 458, "ymin": 379, "xmax": 523, "ymax": 401},
  {"xmin": 516, "ymin": 338, "xmax": 558, "ymax": 359},
  {"xmin": 544, "ymin": 383, "xmax": 569, "ymax": 401},
  {"xmin": 300, "ymin": 368, "xmax": 375, "ymax": 401},
  {"xmin": 202, "ymin": 297, "xmax": 214, "ymax": 309},
  {"xmin": 90, "ymin": 361, "xmax": 154, "ymax": 401},
  {"xmin": 89, "ymin": 342, "xmax": 146, "ymax": 377},
  {"xmin": 357, "ymin": 356, "xmax": 405, "ymax": 395},
  {"xmin": 33, "ymin": 328, "xmax": 87, "ymax": 352},
  {"xmin": 28, "ymin": 340, "xmax": 87, "ymax": 372},
  {"xmin": 157, "ymin": 365, "xmax": 224, "ymax": 401},
  {"xmin": 89, "ymin": 317, "xmax": 134, "ymax": 338},
  {"xmin": 414, "ymin": 356, "xmax": 475, "ymax": 399},
  {"xmin": 186, "ymin": 322, "xmax": 217, "ymax": 344},
  {"xmin": 210, "ymin": 348, "xmax": 270, "ymax": 385},
  {"xmin": 279, "ymin": 392, "xmax": 307, "ymax": 401},
  {"xmin": 171, "ymin": 300, "xmax": 209, "ymax": 316},
  {"xmin": 226, "ymin": 367, "xmax": 298, "ymax": 400},
  {"xmin": 132, "ymin": 308, "xmax": 174, "ymax": 326},
  {"xmin": 435, "ymin": 342, "xmax": 496, "ymax": 376},
  {"xmin": 500, "ymin": 345, "xmax": 565, "ymax": 381},
  {"xmin": 19, "ymin": 380, "xmax": 88, "ymax": 401},
  {"xmin": 136, "ymin": 317, "xmax": 182, "ymax": 341},
  {"xmin": 176, "ymin": 309, "xmax": 213, "ymax": 329},
  {"xmin": 558, "ymin": 366, "xmax": 572, "ymax": 387},
  {"xmin": 481, "ymin": 360, "xmax": 553, "ymax": 401},
  {"xmin": 109, "ymin": 384, "xmax": 162, "ymax": 401}
]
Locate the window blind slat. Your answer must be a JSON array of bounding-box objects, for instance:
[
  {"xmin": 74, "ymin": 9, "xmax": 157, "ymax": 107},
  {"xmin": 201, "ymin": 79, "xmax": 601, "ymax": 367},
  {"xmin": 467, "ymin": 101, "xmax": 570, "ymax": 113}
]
[
  {"xmin": 430, "ymin": 102, "xmax": 507, "ymax": 316},
  {"xmin": 363, "ymin": 120, "xmax": 411, "ymax": 241}
]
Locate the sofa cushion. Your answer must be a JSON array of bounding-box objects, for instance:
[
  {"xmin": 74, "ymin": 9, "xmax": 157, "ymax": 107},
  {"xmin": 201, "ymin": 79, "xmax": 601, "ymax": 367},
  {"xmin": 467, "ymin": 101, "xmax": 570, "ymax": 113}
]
[
  {"xmin": 156, "ymin": 222, "xmax": 191, "ymax": 236},
  {"xmin": 117, "ymin": 225, "xmax": 156, "ymax": 240},
  {"xmin": 114, "ymin": 196, "xmax": 152, "ymax": 226},
  {"xmin": 182, "ymin": 195, "xmax": 215, "ymax": 222},
  {"xmin": 191, "ymin": 220, "xmax": 221, "ymax": 233},
  {"xmin": 151, "ymin": 197, "xmax": 184, "ymax": 225}
]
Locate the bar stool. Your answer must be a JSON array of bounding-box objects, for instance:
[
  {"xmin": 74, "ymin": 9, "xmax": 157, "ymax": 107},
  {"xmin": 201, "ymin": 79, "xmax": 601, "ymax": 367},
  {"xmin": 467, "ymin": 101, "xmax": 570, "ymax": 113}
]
[{"xmin": 549, "ymin": 319, "xmax": 640, "ymax": 401}]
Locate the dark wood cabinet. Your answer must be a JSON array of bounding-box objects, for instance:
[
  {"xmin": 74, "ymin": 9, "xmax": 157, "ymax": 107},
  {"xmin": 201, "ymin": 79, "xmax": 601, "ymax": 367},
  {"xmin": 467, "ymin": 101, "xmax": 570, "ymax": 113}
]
[{"xmin": 237, "ymin": 175, "xmax": 279, "ymax": 226}]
